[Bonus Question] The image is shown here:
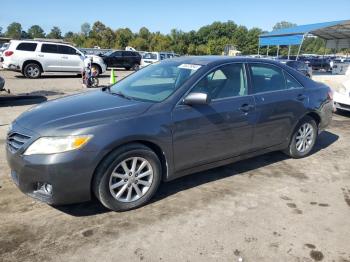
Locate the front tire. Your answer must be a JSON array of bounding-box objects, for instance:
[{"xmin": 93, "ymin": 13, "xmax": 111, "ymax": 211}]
[
  {"xmin": 284, "ymin": 116, "xmax": 317, "ymax": 158},
  {"xmin": 23, "ymin": 63, "xmax": 41, "ymax": 79},
  {"xmin": 93, "ymin": 143, "xmax": 162, "ymax": 211}
]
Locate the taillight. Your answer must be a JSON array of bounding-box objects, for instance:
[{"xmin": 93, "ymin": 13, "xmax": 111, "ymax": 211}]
[{"xmin": 4, "ymin": 51, "xmax": 13, "ymax": 56}]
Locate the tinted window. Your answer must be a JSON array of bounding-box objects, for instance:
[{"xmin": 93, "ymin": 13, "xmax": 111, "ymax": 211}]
[
  {"xmin": 112, "ymin": 51, "xmax": 122, "ymax": 57},
  {"xmin": 41, "ymin": 44, "xmax": 58, "ymax": 53},
  {"xmin": 57, "ymin": 45, "xmax": 77, "ymax": 55},
  {"xmin": 16, "ymin": 43, "xmax": 37, "ymax": 51},
  {"xmin": 192, "ymin": 63, "xmax": 247, "ymax": 99},
  {"xmin": 284, "ymin": 71, "xmax": 303, "ymax": 89},
  {"xmin": 250, "ymin": 63, "xmax": 286, "ymax": 93}
]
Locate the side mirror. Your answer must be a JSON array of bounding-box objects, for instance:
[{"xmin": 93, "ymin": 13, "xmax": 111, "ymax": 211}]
[{"xmin": 183, "ymin": 92, "xmax": 211, "ymax": 105}]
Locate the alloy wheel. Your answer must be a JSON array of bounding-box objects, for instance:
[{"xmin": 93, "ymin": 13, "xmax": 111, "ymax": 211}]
[
  {"xmin": 109, "ymin": 157, "xmax": 153, "ymax": 202},
  {"xmin": 26, "ymin": 66, "xmax": 40, "ymax": 78},
  {"xmin": 295, "ymin": 123, "xmax": 314, "ymax": 153}
]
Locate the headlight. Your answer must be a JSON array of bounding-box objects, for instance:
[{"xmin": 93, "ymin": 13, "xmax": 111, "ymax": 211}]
[{"xmin": 24, "ymin": 135, "xmax": 93, "ymax": 155}]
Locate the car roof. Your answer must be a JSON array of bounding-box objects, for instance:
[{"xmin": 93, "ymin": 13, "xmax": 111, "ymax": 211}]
[{"xmin": 169, "ymin": 56, "xmax": 289, "ymax": 67}]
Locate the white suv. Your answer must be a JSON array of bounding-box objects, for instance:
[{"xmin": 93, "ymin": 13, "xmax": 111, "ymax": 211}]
[{"xmin": 1, "ymin": 40, "xmax": 107, "ymax": 78}]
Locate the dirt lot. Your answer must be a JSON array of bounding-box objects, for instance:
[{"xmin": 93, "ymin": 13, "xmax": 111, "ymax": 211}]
[{"xmin": 0, "ymin": 70, "xmax": 350, "ymax": 262}]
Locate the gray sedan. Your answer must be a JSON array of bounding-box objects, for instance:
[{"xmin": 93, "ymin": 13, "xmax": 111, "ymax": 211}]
[{"xmin": 6, "ymin": 56, "xmax": 333, "ymax": 211}]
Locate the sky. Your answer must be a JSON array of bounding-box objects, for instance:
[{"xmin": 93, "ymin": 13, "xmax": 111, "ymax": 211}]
[{"xmin": 1, "ymin": 0, "xmax": 350, "ymax": 34}]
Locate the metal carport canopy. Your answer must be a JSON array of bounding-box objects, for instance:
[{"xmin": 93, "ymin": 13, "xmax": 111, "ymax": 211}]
[{"xmin": 259, "ymin": 20, "xmax": 350, "ymax": 49}]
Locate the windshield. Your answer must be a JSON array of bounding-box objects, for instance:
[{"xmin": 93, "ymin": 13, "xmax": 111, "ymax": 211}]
[{"xmin": 109, "ymin": 61, "xmax": 201, "ymax": 102}]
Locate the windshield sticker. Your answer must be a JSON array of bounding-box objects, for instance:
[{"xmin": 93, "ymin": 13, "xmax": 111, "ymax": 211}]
[{"xmin": 178, "ymin": 64, "xmax": 202, "ymax": 71}]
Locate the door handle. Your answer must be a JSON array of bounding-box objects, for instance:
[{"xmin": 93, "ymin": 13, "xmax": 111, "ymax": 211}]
[
  {"xmin": 38, "ymin": 54, "xmax": 44, "ymax": 57},
  {"xmin": 297, "ymin": 94, "xmax": 307, "ymax": 101},
  {"xmin": 239, "ymin": 104, "xmax": 254, "ymax": 113},
  {"xmin": 62, "ymin": 56, "xmax": 68, "ymax": 59}
]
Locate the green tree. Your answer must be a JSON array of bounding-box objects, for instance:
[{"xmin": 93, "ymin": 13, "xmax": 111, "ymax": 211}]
[
  {"xmin": 81, "ymin": 22, "xmax": 91, "ymax": 36},
  {"xmin": 115, "ymin": 28, "xmax": 133, "ymax": 48},
  {"xmin": 139, "ymin": 27, "xmax": 151, "ymax": 40},
  {"xmin": 28, "ymin": 25, "xmax": 45, "ymax": 39},
  {"xmin": 6, "ymin": 22, "xmax": 22, "ymax": 39},
  {"xmin": 47, "ymin": 26, "xmax": 62, "ymax": 39},
  {"xmin": 273, "ymin": 21, "xmax": 297, "ymax": 31}
]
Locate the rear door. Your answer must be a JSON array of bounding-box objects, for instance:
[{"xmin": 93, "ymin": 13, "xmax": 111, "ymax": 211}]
[
  {"xmin": 40, "ymin": 44, "xmax": 61, "ymax": 71},
  {"xmin": 111, "ymin": 51, "xmax": 123, "ymax": 67},
  {"xmin": 248, "ymin": 63, "xmax": 307, "ymax": 149},
  {"xmin": 57, "ymin": 45, "xmax": 82, "ymax": 72},
  {"xmin": 172, "ymin": 63, "xmax": 256, "ymax": 171}
]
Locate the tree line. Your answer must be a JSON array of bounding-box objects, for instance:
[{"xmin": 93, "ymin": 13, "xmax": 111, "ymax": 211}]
[{"xmin": 0, "ymin": 20, "xmax": 336, "ymax": 55}]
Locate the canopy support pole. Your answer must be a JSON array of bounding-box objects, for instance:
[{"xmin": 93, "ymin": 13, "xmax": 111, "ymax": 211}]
[
  {"xmin": 276, "ymin": 45, "xmax": 280, "ymax": 58},
  {"xmin": 258, "ymin": 45, "xmax": 260, "ymax": 56},
  {"xmin": 266, "ymin": 45, "xmax": 269, "ymax": 56},
  {"xmin": 288, "ymin": 45, "xmax": 291, "ymax": 59},
  {"xmin": 296, "ymin": 34, "xmax": 305, "ymax": 61}
]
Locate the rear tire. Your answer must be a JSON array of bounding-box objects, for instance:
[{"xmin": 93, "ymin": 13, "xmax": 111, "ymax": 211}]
[
  {"xmin": 93, "ymin": 143, "xmax": 162, "ymax": 211},
  {"xmin": 23, "ymin": 63, "xmax": 41, "ymax": 79},
  {"xmin": 132, "ymin": 64, "xmax": 140, "ymax": 71},
  {"xmin": 125, "ymin": 66, "xmax": 131, "ymax": 71},
  {"xmin": 284, "ymin": 116, "xmax": 317, "ymax": 158},
  {"xmin": 91, "ymin": 64, "xmax": 101, "ymax": 77}
]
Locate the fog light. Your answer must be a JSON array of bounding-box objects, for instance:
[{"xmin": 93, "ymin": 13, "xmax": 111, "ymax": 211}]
[
  {"xmin": 44, "ymin": 183, "xmax": 53, "ymax": 194},
  {"xmin": 36, "ymin": 182, "xmax": 53, "ymax": 195}
]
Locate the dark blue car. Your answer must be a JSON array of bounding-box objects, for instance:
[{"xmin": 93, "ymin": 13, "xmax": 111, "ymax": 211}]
[{"xmin": 6, "ymin": 56, "xmax": 333, "ymax": 211}]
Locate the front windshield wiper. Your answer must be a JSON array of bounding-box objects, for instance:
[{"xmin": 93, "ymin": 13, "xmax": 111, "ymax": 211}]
[{"xmin": 111, "ymin": 91, "xmax": 133, "ymax": 100}]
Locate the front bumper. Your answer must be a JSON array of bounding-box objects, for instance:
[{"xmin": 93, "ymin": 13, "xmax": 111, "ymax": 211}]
[
  {"xmin": 334, "ymin": 91, "xmax": 350, "ymax": 111},
  {"xmin": 6, "ymin": 134, "xmax": 100, "ymax": 205}
]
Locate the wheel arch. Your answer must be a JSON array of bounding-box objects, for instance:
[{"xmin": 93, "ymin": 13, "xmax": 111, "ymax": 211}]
[
  {"xmin": 285, "ymin": 110, "xmax": 321, "ymax": 147},
  {"xmin": 22, "ymin": 60, "xmax": 43, "ymax": 74},
  {"xmin": 90, "ymin": 140, "xmax": 169, "ymax": 197}
]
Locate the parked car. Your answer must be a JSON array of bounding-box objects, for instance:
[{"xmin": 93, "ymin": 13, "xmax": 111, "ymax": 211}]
[
  {"xmin": 6, "ymin": 57, "xmax": 333, "ymax": 211},
  {"xmin": 0, "ymin": 43, "xmax": 9, "ymax": 55},
  {"xmin": 333, "ymin": 81, "xmax": 350, "ymax": 112},
  {"xmin": 1, "ymin": 40, "xmax": 107, "ymax": 78},
  {"xmin": 279, "ymin": 60, "xmax": 312, "ymax": 78},
  {"xmin": 141, "ymin": 52, "xmax": 179, "ymax": 67},
  {"xmin": 302, "ymin": 57, "xmax": 332, "ymax": 71},
  {"xmin": 100, "ymin": 50, "xmax": 141, "ymax": 70}
]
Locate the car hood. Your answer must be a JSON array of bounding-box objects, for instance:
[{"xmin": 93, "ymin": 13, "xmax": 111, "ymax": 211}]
[{"xmin": 14, "ymin": 90, "xmax": 153, "ymax": 135}]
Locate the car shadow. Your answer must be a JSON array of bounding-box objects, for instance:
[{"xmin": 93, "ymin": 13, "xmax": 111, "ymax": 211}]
[
  {"xmin": 54, "ymin": 130, "xmax": 339, "ymax": 217},
  {"xmin": 0, "ymin": 95, "xmax": 47, "ymax": 107}
]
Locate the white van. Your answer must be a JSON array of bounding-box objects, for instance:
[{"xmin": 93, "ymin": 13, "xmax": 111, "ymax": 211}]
[{"xmin": 1, "ymin": 40, "xmax": 107, "ymax": 78}]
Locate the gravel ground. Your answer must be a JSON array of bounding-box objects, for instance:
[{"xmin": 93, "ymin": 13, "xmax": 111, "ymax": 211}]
[{"xmin": 0, "ymin": 70, "xmax": 350, "ymax": 262}]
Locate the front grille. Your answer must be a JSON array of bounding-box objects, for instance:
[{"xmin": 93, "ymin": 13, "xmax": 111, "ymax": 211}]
[{"xmin": 7, "ymin": 132, "xmax": 31, "ymax": 153}]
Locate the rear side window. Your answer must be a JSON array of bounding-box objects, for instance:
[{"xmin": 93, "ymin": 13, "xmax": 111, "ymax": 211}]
[
  {"xmin": 249, "ymin": 63, "xmax": 286, "ymax": 93},
  {"xmin": 41, "ymin": 44, "xmax": 58, "ymax": 53},
  {"xmin": 57, "ymin": 45, "xmax": 77, "ymax": 55},
  {"xmin": 284, "ymin": 71, "xmax": 303, "ymax": 89},
  {"xmin": 112, "ymin": 51, "xmax": 122, "ymax": 57},
  {"xmin": 16, "ymin": 43, "xmax": 37, "ymax": 51}
]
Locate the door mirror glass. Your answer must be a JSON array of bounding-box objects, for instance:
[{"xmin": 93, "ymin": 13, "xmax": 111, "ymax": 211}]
[{"xmin": 183, "ymin": 92, "xmax": 211, "ymax": 105}]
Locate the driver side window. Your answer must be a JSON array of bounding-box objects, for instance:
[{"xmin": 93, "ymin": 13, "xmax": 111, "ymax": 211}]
[{"xmin": 191, "ymin": 63, "xmax": 247, "ymax": 100}]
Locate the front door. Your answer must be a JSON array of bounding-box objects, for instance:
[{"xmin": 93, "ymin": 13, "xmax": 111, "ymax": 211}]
[
  {"xmin": 172, "ymin": 63, "xmax": 256, "ymax": 171},
  {"xmin": 57, "ymin": 45, "xmax": 82, "ymax": 72}
]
